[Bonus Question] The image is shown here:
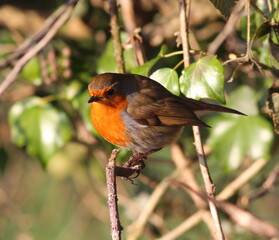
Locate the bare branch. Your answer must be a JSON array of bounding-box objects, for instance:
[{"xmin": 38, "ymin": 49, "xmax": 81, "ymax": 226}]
[{"xmin": 106, "ymin": 149, "xmax": 123, "ymax": 240}]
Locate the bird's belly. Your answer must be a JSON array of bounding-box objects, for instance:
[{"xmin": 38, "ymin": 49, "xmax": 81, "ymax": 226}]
[
  {"xmin": 122, "ymin": 112, "xmax": 183, "ymax": 153},
  {"xmin": 90, "ymin": 102, "xmax": 131, "ymax": 148}
]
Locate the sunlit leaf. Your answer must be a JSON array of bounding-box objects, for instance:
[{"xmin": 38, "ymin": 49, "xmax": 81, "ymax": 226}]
[
  {"xmin": 150, "ymin": 68, "xmax": 180, "ymax": 96},
  {"xmin": 207, "ymin": 115, "xmax": 273, "ymax": 172},
  {"xmin": 227, "ymin": 85, "xmax": 258, "ymax": 116},
  {"xmin": 9, "ymin": 97, "xmax": 73, "ymax": 166},
  {"xmin": 206, "ymin": 86, "xmax": 274, "ymax": 172},
  {"xmin": 179, "ymin": 56, "xmax": 225, "ymax": 103}
]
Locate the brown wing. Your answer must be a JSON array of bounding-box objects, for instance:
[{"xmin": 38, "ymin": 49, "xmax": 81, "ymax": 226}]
[{"xmin": 125, "ymin": 76, "xmax": 209, "ymax": 127}]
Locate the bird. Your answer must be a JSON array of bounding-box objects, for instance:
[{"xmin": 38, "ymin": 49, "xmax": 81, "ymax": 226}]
[{"xmin": 88, "ymin": 72, "xmax": 244, "ymax": 167}]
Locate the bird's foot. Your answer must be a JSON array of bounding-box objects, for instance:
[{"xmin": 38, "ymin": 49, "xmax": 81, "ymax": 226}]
[{"xmin": 120, "ymin": 160, "xmax": 145, "ymax": 184}]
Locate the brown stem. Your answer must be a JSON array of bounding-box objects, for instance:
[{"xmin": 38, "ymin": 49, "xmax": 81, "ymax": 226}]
[
  {"xmin": 119, "ymin": 0, "xmax": 146, "ymax": 65},
  {"xmin": 178, "ymin": 0, "xmax": 225, "ymax": 239},
  {"xmin": 106, "ymin": 149, "xmax": 123, "ymax": 240},
  {"xmin": 192, "ymin": 127, "xmax": 225, "ymax": 240},
  {"xmin": 107, "ymin": 0, "xmax": 125, "ymax": 73}
]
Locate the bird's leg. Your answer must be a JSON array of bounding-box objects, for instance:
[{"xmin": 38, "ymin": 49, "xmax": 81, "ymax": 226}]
[
  {"xmin": 119, "ymin": 149, "xmax": 161, "ymax": 183},
  {"xmin": 123, "ymin": 148, "xmax": 161, "ymax": 168}
]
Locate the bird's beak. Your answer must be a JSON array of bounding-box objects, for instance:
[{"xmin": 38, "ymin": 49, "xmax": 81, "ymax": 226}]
[{"xmin": 88, "ymin": 96, "xmax": 101, "ymax": 103}]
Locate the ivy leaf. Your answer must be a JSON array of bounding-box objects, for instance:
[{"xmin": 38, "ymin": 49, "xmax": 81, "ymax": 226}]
[
  {"xmin": 179, "ymin": 56, "xmax": 225, "ymax": 103},
  {"xmin": 206, "ymin": 86, "xmax": 274, "ymax": 172},
  {"xmin": 8, "ymin": 97, "xmax": 73, "ymax": 166},
  {"xmin": 150, "ymin": 68, "xmax": 180, "ymax": 96},
  {"xmin": 227, "ymin": 86, "xmax": 258, "ymax": 116},
  {"xmin": 209, "ymin": 0, "xmax": 239, "ymax": 18},
  {"xmin": 207, "ymin": 115, "xmax": 273, "ymax": 172},
  {"xmin": 131, "ymin": 45, "xmax": 167, "ymax": 76}
]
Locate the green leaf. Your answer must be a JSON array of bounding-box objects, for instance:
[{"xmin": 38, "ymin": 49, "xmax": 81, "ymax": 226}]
[
  {"xmin": 179, "ymin": 56, "xmax": 225, "ymax": 103},
  {"xmin": 209, "ymin": 0, "xmax": 239, "ymax": 18},
  {"xmin": 207, "ymin": 115, "xmax": 273, "ymax": 172},
  {"xmin": 150, "ymin": 68, "xmax": 180, "ymax": 96},
  {"xmin": 21, "ymin": 57, "xmax": 42, "ymax": 85},
  {"xmin": 254, "ymin": 21, "xmax": 271, "ymax": 39},
  {"xmin": 206, "ymin": 86, "xmax": 273, "ymax": 172},
  {"xmin": 8, "ymin": 97, "xmax": 73, "ymax": 166},
  {"xmin": 131, "ymin": 45, "xmax": 167, "ymax": 76},
  {"xmin": 227, "ymin": 85, "xmax": 258, "ymax": 116}
]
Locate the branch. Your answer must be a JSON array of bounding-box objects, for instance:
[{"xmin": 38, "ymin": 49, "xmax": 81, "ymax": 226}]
[
  {"xmin": 171, "ymin": 180, "xmax": 279, "ymax": 240},
  {"xmin": 207, "ymin": 0, "xmax": 245, "ymax": 55},
  {"xmin": 126, "ymin": 172, "xmax": 175, "ymax": 240},
  {"xmin": 107, "ymin": 0, "xmax": 125, "ymax": 73},
  {"xmin": 106, "ymin": 149, "xmax": 123, "ymax": 240},
  {"xmin": 0, "ymin": 0, "xmax": 79, "ymax": 95},
  {"xmin": 178, "ymin": 0, "xmax": 224, "ymax": 239},
  {"xmin": 119, "ymin": 0, "xmax": 146, "ymax": 65},
  {"xmin": 218, "ymin": 201, "xmax": 279, "ymax": 239}
]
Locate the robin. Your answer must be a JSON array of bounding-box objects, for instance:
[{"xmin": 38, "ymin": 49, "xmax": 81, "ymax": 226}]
[{"xmin": 88, "ymin": 72, "xmax": 244, "ymax": 165}]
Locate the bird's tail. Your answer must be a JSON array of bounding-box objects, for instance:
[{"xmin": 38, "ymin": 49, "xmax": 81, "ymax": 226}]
[{"xmin": 186, "ymin": 98, "xmax": 246, "ymax": 117}]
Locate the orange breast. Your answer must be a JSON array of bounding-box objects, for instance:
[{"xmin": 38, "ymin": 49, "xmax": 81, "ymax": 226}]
[{"xmin": 90, "ymin": 96, "xmax": 131, "ymax": 148}]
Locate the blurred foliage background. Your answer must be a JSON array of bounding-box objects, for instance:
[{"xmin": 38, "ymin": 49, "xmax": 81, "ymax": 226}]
[{"xmin": 0, "ymin": 0, "xmax": 279, "ymax": 239}]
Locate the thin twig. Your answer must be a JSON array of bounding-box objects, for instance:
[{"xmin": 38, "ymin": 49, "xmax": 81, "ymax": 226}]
[
  {"xmin": 0, "ymin": 0, "xmax": 77, "ymax": 69},
  {"xmin": 172, "ymin": 180, "xmax": 279, "ymax": 239},
  {"xmin": 107, "ymin": 0, "xmax": 125, "ymax": 73},
  {"xmin": 157, "ymin": 157, "xmax": 268, "ymax": 239},
  {"xmin": 192, "ymin": 127, "xmax": 225, "ymax": 240},
  {"xmin": 178, "ymin": 0, "xmax": 224, "ymax": 239},
  {"xmin": 248, "ymin": 163, "xmax": 279, "ymax": 201},
  {"xmin": 126, "ymin": 172, "xmax": 177, "ymax": 240},
  {"xmin": 218, "ymin": 201, "xmax": 279, "ymax": 239},
  {"xmin": 119, "ymin": 0, "xmax": 146, "ymax": 65},
  {"xmin": 179, "ymin": 0, "xmax": 190, "ymax": 67},
  {"xmin": 0, "ymin": 0, "xmax": 79, "ymax": 95},
  {"xmin": 106, "ymin": 149, "xmax": 122, "ymax": 240},
  {"xmin": 217, "ymin": 158, "xmax": 267, "ymax": 200},
  {"xmin": 156, "ymin": 211, "xmax": 205, "ymax": 240},
  {"xmin": 207, "ymin": 0, "xmax": 245, "ymax": 55}
]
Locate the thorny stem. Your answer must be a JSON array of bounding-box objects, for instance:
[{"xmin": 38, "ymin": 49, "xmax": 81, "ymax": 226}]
[{"xmin": 179, "ymin": 0, "xmax": 225, "ymax": 239}]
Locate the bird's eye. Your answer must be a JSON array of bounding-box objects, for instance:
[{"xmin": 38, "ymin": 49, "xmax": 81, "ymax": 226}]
[{"xmin": 107, "ymin": 88, "xmax": 115, "ymax": 96}]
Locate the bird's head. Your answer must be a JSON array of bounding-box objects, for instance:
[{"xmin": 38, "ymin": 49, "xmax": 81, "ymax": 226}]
[{"xmin": 88, "ymin": 73, "xmax": 127, "ymax": 107}]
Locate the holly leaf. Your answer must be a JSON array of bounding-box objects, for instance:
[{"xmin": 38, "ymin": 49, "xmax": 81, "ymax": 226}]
[
  {"xmin": 179, "ymin": 56, "xmax": 225, "ymax": 103},
  {"xmin": 150, "ymin": 68, "xmax": 180, "ymax": 96},
  {"xmin": 9, "ymin": 97, "xmax": 73, "ymax": 166}
]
